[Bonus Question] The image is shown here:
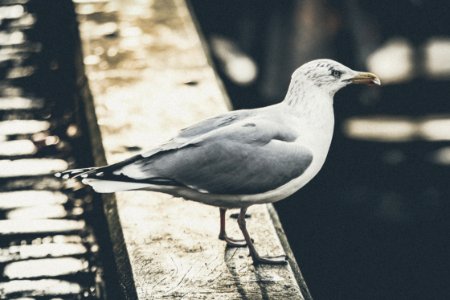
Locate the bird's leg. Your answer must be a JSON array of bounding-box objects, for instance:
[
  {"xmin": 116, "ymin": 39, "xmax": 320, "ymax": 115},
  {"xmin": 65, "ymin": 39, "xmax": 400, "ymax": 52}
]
[
  {"xmin": 218, "ymin": 208, "xmax": 246, "ymax": 247},
  {"xmin": 237, "ymin": 207, "xmax": 287, "ymax": 265},
  {"xmin": 218, "ymin": 208, "xmax": 227, "ymax": 239}
]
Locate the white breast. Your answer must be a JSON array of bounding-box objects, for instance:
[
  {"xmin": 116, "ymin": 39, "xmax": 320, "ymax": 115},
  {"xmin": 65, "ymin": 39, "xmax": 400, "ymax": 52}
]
[{"xmin": 249, "ymin": 99, "xmax": 335, "ymax": 204}]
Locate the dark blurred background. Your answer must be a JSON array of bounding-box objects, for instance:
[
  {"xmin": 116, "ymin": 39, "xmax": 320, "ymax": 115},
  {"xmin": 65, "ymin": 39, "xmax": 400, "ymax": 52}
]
[{"xmin": 191, "ymin": 0, "xmax": 450, "ymax": 299}]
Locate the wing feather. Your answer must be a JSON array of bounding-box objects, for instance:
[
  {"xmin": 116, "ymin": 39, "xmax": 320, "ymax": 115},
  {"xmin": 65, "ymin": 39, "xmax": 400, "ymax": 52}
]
[{"xmin": 117, "ymin": 116, "xmax": 313, "ymax": 195}]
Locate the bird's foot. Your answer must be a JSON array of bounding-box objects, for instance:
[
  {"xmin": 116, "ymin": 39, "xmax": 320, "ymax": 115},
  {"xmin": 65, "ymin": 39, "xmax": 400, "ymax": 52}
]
[
  {"xmin": 219, "ymin": 233, "xmax": 247, "ymax": 247},
  {"xmin": 252, "ymin": 255, "xmax": 288, "ymax": 265},
  {"xmin": 225, "ymin": 236, "xmax": 247, "ymax": 247}
]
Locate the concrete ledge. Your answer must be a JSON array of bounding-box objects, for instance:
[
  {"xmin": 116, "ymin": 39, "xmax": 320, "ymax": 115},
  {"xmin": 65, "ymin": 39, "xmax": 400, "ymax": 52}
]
[{"xmin": 75, "ymin": 0, "xmax": 311, "ymax": 298}]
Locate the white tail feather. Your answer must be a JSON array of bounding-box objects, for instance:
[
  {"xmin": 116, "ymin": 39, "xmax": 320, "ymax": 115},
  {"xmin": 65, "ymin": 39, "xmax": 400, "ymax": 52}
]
[{"xmin": 81, "ymin": 179, "xmax": 152, "ymax": 193}]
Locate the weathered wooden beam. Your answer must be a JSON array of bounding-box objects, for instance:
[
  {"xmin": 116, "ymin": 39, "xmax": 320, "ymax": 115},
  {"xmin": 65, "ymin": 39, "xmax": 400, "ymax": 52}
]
[{"xmin": 75, "ymin": 0, "xmax": 311, "ymax": 298}]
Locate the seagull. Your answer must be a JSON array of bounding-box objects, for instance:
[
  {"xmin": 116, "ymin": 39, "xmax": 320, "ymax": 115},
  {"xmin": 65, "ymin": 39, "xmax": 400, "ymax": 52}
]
[{"xmin": 57, "ymin": 59, "xmax": 380, "ymax": 265}]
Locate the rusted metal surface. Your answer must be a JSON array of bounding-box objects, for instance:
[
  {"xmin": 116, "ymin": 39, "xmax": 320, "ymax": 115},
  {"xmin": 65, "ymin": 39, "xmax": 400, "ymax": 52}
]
[{"xmin": 76, "ymin": 0, "xmax": 309, "ymax": 298}]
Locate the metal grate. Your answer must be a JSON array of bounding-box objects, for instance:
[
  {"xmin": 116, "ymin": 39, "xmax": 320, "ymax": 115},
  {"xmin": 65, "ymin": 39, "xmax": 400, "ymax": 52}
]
[{"xmin": 0, "ymin": 0, "xmax": 105, "ymax": 299}]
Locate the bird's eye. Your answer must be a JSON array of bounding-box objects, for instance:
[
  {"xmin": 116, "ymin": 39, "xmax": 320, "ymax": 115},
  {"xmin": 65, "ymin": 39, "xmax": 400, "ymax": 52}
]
[{"xmin": 331, "ymin": 70, "xmax": 342, "ymax": 78}]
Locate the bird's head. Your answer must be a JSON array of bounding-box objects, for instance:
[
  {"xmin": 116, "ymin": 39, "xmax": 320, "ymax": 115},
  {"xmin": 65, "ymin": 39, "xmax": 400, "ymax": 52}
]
[{"xmin": 292, "ymin": 59, "xmax": 381, "ymax": 96}]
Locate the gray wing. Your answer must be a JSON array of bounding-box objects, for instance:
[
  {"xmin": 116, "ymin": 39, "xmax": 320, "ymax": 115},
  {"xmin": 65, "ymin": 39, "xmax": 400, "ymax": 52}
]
[
  {"xmin": 116, "ymin": 115, "xmax": 313, "ymax": 195},
  {"xmin": 76, "ymin": 110, "xmax": 253, "ymax": 181},
  {"xmin": 140, "ymin": 109, "xmax": 253, "ymax": 158}
]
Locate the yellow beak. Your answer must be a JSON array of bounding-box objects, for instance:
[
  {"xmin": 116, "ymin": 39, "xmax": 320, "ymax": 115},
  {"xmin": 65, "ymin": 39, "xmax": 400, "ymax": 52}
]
[{"xmin": 349, "ymin": 72, "xmax": 381, "ymax": 85}]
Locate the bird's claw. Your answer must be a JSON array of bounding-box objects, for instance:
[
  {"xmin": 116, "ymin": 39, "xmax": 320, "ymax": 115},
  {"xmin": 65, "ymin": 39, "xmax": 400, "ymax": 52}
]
[
  {"xmin": 252, "ymin": 255, "xmax": 288, "ymax": 265},
  {"xmin": 219, "ymin": 234, "xmax": 247, "ymax": 247},
  {"xmin": 225, "ymin": 237, "xmax": 247, "ymax": 247}
]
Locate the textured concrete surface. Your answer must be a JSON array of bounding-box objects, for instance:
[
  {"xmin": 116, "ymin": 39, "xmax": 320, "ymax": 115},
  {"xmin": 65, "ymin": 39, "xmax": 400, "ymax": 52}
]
[{"xmin": 76, "ymin": 0, "xmax": 308, "ymax": 298}]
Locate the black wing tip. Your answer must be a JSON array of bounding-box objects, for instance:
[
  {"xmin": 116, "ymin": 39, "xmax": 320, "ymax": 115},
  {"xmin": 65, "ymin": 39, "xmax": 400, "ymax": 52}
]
[{"xmin": 55, "ymin": 167, "xmax": 97, "ymax": 180}]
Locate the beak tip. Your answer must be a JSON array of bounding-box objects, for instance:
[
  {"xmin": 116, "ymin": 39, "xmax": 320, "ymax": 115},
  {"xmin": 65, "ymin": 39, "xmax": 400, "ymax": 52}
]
[{"xmin": 373, "ymin": 78, "xmax": 381, "ymax": 86}]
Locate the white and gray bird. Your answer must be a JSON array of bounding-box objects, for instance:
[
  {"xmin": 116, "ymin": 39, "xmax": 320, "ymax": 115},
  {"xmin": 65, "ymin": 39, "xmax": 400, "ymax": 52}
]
[{"xmin": 57, "ymin": 59, "xmax": 380, "ymax": 264}]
